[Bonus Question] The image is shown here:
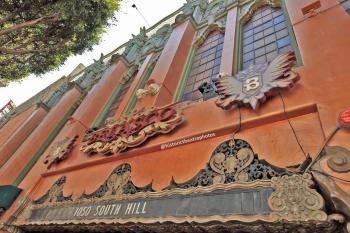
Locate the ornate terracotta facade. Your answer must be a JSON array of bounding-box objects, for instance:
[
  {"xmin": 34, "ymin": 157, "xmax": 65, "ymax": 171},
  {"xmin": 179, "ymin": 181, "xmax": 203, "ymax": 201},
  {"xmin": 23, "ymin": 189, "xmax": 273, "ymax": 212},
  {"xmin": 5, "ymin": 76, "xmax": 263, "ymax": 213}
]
[{"xmin": 1, "ymin": 0, "xmax": 350, "ymax": 232}]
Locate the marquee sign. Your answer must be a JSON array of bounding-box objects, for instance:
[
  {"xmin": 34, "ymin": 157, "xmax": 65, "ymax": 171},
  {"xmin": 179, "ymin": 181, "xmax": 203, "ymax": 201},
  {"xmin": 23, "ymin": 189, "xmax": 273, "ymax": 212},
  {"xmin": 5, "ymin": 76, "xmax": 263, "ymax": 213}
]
[
  {"xmin": 80, "ymin": 106, "xmax": 184, "ymax": 155},
  {"xmin": 28, "ymin": 186, "xmax": 273, "ymax": 223},
  {"xmin": 215, "ymin": 52, "xmax": 299, "ymax": 110},
  {"xmin": 338, "ymin": 109, "xmax": 350, "ymax": 129}
]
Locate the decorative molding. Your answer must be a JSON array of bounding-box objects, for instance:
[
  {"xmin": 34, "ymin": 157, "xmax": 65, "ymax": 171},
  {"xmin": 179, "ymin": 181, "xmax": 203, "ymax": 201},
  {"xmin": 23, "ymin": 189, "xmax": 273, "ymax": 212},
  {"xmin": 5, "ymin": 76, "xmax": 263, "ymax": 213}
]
[
  {"xmin": 16, "ymin": 216, "xmax": 343, "ymax": 233},
  {"xmin": 165, "ymin": 139, "xmax": 287, "ymax": 189},
  {"xmin": 120, "ymin": 63, "xmax": 139, "ymax": 85},
  {"xmin": 194, "ymin": 24, "xmax": 225, "ymax": 48},
  {"xmin": 312, "ymin": 146, "xmax": 350, "ymax": 217},
  {"xmin": 136, "ymin": 79, "xmax": 160, "ymax": 99},
  {"xmin": 80, "ymin": 106, "xmax": 184, "ymax": 155},
  {"xmin": 122, "ymin": 27, "xmax": 148, "ymax": 63},
  {"xmin": 80, "ymin": 164, "xmax": 153, "ymax": 200},
  {"xmin": 268, "ymin": 173, "xmax": 327, "ymax": 221},
  {"xmin": 141, "ymin": 24, "xmax": 172, "ymax": 57},
  {"xmin": 75, "ymin": 53, "xmax": 107, "ymax": 91},
  {"xmin": 215, "ymin": 52, "xmax": 299, "ymax": 110},
  {"xmin": 34, "ymin": 177, "xmax": 72, "ymax": 205},
  {"xmin": 43, "ymin": 135, "xmax": 78, "ymax": 169},
  {"xmin": 326, "ymin": 146, "xmax": 350, "ymax": 173},
  {"xmin": 240, "ymin": 0, "xmax": 281, "ymax": 24}
]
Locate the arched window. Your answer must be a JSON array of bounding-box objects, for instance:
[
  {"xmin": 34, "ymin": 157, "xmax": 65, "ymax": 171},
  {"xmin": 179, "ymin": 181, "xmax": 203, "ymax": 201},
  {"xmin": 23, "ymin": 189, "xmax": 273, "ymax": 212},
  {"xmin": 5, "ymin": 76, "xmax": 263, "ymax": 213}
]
[
  {"xmin": 241, "ymin": 6, "xmax": 294, "ymax": 70},
  {"xmin": 339, "ymin": 0, "xmax": 350, "ymax": 15},
  {"xmin": 181, "ymin": 31, "xmax": 224, "ymax": 101}
]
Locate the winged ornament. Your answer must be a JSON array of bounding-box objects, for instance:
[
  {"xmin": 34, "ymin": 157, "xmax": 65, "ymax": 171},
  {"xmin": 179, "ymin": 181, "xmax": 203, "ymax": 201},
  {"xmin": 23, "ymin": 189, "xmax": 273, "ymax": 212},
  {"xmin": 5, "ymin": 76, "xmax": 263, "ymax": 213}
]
[{"xmin": 215, "ymin": 52, "xmax": 300, "ymax": 110}]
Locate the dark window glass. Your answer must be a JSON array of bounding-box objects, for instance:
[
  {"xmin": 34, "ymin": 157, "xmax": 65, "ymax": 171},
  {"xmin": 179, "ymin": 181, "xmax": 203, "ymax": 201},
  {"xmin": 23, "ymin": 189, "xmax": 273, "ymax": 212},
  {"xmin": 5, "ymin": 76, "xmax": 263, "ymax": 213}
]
[
  {"xmin": 242, "ymin": 6, "xmax": 294, "ymax": 70},
  {"xmin": 339, "ymin": 0, "xmax": 350, "ymax": 15},
  {"xmin": 181, "ymin": 31, "xmax": 224, "ymax": 101}
]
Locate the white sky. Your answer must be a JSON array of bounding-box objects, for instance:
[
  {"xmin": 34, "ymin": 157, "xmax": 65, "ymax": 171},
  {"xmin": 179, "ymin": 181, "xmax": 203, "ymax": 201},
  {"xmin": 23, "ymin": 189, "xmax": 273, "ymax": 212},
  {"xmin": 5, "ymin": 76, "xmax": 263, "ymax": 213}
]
[{"xmin": 0, "ymin": 0, "xmax": 186, "ymax": 107}]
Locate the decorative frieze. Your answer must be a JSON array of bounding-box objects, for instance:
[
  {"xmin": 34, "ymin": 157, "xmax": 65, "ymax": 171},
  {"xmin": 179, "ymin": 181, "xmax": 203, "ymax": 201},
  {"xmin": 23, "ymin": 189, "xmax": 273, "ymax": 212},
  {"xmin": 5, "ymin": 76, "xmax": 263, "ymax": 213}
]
[{"xmin": 80, "ymin": 106, "xmax": 184, "ymax": 155}]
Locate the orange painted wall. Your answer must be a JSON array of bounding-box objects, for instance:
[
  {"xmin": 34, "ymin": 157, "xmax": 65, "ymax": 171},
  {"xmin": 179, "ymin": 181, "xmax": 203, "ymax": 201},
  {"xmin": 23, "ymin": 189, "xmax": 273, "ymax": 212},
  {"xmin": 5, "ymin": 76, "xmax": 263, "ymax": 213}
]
[
  {"xmin": 0, "ymin": 106, "xmax": 48, "ymax": 168},
  {"xmin": 2, "ymin": 0, "xmax": 350, "ymax": 225},
  {"xmin": 0, "ymin": 106, "xmax": 36, "ymax": 147},
  {"xmin": 15, "ymin": 59, "xmax": 128, "ymax": 192},
  {"xmin": 0, "ymin": 87, "xmax": 82, "ymax": 185},
  {"xmin": 136, "ymin": 19, "xmax": 196, "ymax": 108}
]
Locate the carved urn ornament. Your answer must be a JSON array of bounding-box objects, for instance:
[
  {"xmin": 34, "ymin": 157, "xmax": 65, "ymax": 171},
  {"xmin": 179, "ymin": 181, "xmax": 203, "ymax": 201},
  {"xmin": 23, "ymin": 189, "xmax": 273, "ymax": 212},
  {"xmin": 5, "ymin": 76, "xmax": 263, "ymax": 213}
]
[
  {"xmin": 43, "ymin": 135, "xmax": 78, "ymax": 169},
  {"xmin": 215, "ymin": 52, "xmax": 299, "ymax": 110}
]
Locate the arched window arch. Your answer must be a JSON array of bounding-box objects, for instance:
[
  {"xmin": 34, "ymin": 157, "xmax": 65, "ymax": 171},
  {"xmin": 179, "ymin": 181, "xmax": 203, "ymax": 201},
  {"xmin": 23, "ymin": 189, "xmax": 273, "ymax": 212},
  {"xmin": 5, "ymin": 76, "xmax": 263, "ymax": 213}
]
[
  {"xmin": 181, "ymin": 30, "xmax": 224, "ymax": 101},
  {"xmin": 241, "ymin": 5, "xmax": 294, "ymax": 70},
  {"xmin": 339, "ymin": 0, "xmax": 350, "ymax": 15}
]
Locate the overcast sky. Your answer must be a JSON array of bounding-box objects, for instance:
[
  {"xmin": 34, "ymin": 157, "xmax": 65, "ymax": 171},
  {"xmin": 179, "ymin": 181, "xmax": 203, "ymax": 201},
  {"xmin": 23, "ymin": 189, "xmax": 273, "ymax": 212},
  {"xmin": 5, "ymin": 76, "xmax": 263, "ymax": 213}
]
[{"xmin": 0, "ymin": 0, "xmax": 186, "ymax": 107}]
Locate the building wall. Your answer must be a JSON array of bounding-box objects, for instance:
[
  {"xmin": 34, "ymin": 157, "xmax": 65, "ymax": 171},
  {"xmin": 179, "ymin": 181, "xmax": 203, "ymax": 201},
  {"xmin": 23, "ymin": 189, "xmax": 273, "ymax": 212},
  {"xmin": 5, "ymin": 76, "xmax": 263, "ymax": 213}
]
[{"xmin": 1, "ymin": 0, "xmax": 350, "ymax": 230}]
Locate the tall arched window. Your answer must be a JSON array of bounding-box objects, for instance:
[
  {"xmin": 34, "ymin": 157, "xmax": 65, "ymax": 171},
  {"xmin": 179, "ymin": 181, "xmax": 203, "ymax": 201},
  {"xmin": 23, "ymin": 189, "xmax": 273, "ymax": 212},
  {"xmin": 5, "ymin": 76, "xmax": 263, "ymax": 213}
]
[
  {"xmin": 242, "ymin": 6, "xmax": 294, "ymax": 70},
  {"xmin": 339, "ymin": 0, "xmax": 350, "ymax": 15},
  {"xmin": 181, "ymin": 31, "xmax": 224, "ymax": 101}
]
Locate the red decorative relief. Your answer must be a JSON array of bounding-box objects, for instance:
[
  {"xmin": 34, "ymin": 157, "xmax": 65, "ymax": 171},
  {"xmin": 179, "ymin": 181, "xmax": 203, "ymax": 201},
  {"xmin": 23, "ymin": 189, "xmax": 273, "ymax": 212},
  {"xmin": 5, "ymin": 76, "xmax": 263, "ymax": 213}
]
[{"xmin": 81, "ymin": 106, "xmax": 184, "ymax": 155}]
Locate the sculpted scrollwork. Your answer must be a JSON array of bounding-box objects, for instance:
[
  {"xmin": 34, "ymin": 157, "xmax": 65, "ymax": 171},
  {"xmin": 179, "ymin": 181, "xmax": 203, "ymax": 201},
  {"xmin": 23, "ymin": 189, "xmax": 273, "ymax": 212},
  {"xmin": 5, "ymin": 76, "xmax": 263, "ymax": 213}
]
[
  {"xmin": 76, "ymin": 53, "xmax": 107, "ymax": 90},
  {"xmin": 136, "ymin": 79, "xmax": 160, "ymax": 99},
  {"xmin": 80, "ymin": 164, "xmax": 153, "ymax": 199},
  {"xmin": 80, "ymin": 106, "xmax": 184, "ymax": 155},
  {"xmin": 215, "ymin": 52, "xmax": 299, "ymax": 110},
  {"xmin": 141, "ymin": 24, "xmax": 172, "ymax": 56},
  {"xmin": 122, "ymin": 27, "xmax": 148, "ymax": 63},
  {"xmin": 34, "ymin": 177, "xmax": 72, "ymax": 205},
  {"xmin": 268, "ymin": 173, "xmax": 327, "ymax": 221},
  {"xmin": 165, "ymin": 139, "xmax": 286, "ymax": 189},
  {"xmin": 43, "ymin": 135, "xmax": 78, "ymax": 169},
  {"xmin": 325, "ymin": 146, "xmax": 350, "ymax": 173}
]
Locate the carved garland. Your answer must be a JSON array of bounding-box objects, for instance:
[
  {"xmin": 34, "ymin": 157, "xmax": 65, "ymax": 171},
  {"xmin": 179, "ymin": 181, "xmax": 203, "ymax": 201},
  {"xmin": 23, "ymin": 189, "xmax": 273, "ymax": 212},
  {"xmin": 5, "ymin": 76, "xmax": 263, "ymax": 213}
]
[{"xmin": 80, "ymin": 106, "xmax": 184, "ymax": 156}]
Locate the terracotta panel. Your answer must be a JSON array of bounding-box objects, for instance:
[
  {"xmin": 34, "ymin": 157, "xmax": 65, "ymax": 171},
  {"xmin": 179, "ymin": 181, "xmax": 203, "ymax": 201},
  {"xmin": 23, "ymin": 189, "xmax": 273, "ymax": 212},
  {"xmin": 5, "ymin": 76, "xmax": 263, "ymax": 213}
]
[
  {"xmin": 0, "ymin": 105, "xmax": 36, "ymax": 145},
  {"xmin": 114, "ymin": 53, "xmax": 153, "ymax": 118},
  {"xmin": 72, "ymin": 59, "xmax": 128, "ymax": 126},
  {"xmin": 137, "ymin": 19, "xmax": 196, "ymax": 108},
  {"xmin": 0, "ymin": 87, "xmax": 82, "ymax": 185},
  {"xmin": 220, "ymin": 6, "xmax": 238, "ymax": 75},
  {"xmin": 0, "ymin": 106, "xmax": 48, "ymax": 167}
]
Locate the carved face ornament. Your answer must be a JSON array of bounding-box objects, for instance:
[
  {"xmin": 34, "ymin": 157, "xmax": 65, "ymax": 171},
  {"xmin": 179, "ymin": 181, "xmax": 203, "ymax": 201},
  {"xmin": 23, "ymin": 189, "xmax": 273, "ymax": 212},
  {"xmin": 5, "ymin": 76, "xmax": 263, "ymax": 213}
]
[{"xmin": 215, "ymin": 52, "xmax": 300, "ymax": 110}]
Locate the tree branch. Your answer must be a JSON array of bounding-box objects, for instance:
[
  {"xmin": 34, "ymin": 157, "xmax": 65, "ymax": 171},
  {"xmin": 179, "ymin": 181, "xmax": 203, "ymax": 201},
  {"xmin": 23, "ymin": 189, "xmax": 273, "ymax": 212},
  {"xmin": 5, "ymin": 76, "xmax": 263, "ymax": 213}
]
[
  {"xmin": 0, "ymin": 39, "xmax": 68, "ymax": 55},
  {"xmin": 0, "ymin": 14, "xmax": 16, "ymax": 25},
  {"xmin": 0, "ymin": 14, "xmax": 59, "ymax": 37}
]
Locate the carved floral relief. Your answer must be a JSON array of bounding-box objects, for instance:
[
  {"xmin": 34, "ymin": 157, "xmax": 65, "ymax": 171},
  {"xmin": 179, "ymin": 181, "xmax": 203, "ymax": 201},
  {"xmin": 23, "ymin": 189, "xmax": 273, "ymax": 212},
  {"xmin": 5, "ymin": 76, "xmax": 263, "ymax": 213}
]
[
  {"xmin": 80, "ymin": 106, "xmax": 184, "ymax": 155},
  {"xmin": 43, "ymin": 135, "xmax": 78, "ymax": 169}
]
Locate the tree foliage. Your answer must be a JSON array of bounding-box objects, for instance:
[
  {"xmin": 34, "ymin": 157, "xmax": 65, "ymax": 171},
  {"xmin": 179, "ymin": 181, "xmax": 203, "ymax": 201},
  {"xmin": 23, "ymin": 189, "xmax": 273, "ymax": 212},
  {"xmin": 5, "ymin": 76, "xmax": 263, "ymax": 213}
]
[{"xmin": 0, "ymin": 0, "xmax": 120, "ymax": 86}]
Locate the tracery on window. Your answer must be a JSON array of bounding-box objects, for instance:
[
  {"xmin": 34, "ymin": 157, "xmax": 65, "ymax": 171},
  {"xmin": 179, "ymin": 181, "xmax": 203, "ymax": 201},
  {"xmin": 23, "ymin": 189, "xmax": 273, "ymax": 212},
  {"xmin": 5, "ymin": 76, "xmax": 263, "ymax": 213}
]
[
  {"xmin": 182, "ymin": 31, "xmax": 224, "ymax": 101},
  {"xmin": 241, "ymin": 6, "xmax": 294, "ymax": 70}
]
